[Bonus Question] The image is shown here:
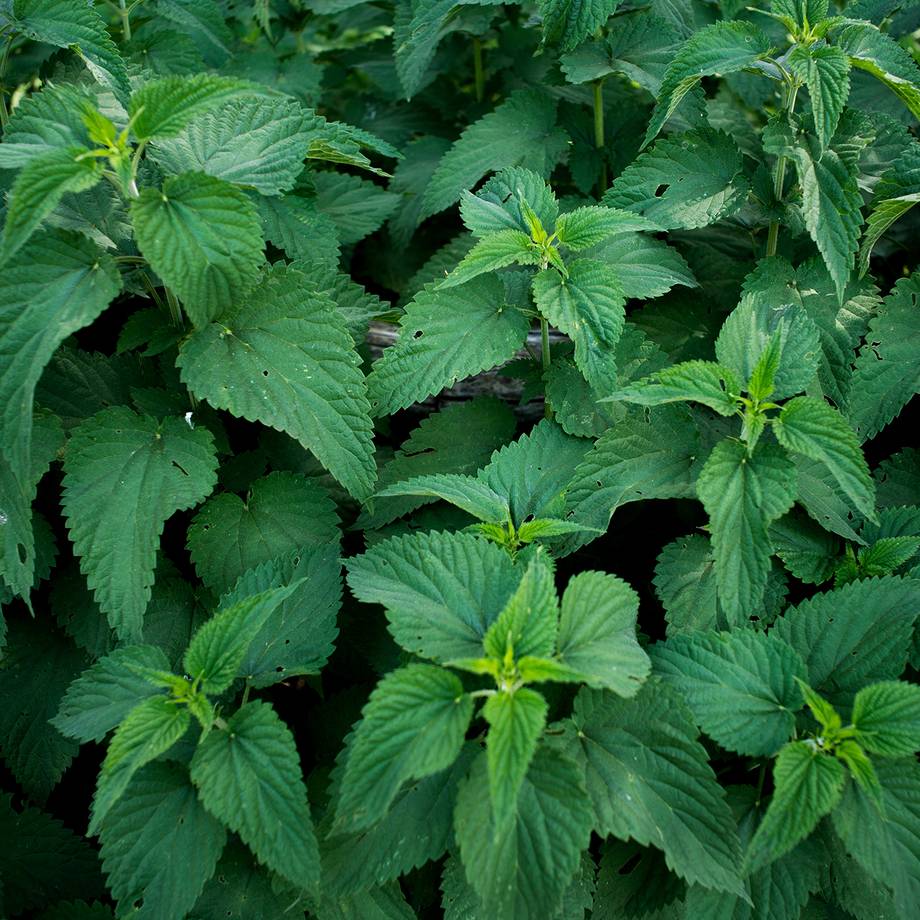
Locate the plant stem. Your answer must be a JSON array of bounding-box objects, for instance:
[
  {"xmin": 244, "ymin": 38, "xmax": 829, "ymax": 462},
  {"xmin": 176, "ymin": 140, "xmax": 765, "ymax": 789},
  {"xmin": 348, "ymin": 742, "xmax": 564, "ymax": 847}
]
[
  {"xmin": 165, "ymin": 287, "xmax": 183, "ymax": 329},
  {"xmin": 473, "ymin": 37, "xmax": 484, "ymax": 103},
  {"xmin": 593, "ymin": 79, "xmax": 607, "ymax": 195},
  {"xmin": 541, "ymin": 317, "xmax": 553, "ymax": 420},
  {"xmin": 765, "ymin": 82, "xmax": 799, "ymax": 258},
  {"xmin": 118, "ymin": 0, "xmax": 132, "ymax": 41}
]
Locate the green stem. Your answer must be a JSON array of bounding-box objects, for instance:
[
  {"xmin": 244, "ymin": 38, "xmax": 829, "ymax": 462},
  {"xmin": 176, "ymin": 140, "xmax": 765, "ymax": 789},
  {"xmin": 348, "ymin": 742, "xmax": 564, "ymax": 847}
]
[
  {"xmin": 165, "ymin": 287, "xmax": 183, "ymax": 329},
  {"xmin": 241, "ymin": 681, "xmax": 251, "ymax": 706},
  {"xmin": 593, "ymin": 79, "xmax": 607, "ymax": 195},
  {"xmin": 765, "ymin": 82, "xmax": 800, "ymax": 258},
  {"xmin": 473, "ymin": 37, "xmax": 484, "ymax": 103},
  {"xmin": 0, "ymin": 35, "xmax": 14, "ymax": 129},
  {"xmin": 541, "ymin": 317, "xmax": 553, "ymax": 420},
  {"xmin": 118, "ymin": 0, "xmax": 132, "ymax": 41}
]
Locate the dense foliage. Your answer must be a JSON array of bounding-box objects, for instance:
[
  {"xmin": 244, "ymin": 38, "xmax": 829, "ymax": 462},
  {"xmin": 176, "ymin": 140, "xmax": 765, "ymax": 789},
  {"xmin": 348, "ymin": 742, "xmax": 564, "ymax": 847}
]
[{"xmin": 1, "ymin": 0, "xmax": 920, "ymax": 917}]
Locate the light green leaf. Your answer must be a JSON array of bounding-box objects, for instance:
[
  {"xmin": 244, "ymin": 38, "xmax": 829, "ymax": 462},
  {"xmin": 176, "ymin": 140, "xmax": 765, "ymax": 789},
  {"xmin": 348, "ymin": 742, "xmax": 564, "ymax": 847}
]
[
  {"xmin": 607, "ymin": 360, "xmax": 742, "ymax": 416},
  {"xmin": 852, "ymin": 681, "xmax": 920, "ymax": 756},
  {"xmin": 0, "ymin": 230, "xmax": 120, "ymax": 487},
  {"xmin": 2, "ymin": 148, "xmax": 103, "ymax": 263},
  {"xmin": 606, "ymin": 128, "xmax": 749, "ymax": 229},
  {"xmin": 483, "ymin": 553, "xmax": 559, "ymax": 661},
  {"xmin": 149, "ymin": 95, "xmax": 311, "ymax": 195},
  {"xmin": 837, "ymin": 22, "xmax": 920, "ymax": 120},
  {"xmin": 190, "ymin": 700, "xmax": 319, "ymax": 890},
  {"xmin": 651, "ymin": 630, "xmax": 806, "ymax": 756},
  {"xmin": 183, "ymin": 584, "xmax": 300, "ymax": 695},
  {"xmin": 771, "ymin": 575, "xmax": 919, "ymax": 700},
  {"xmin": 848, "ymin": 272, "xmax": 920, "ymax": 441},
  {"xmin": 98, "ymin": 762, "xmax": 226, "ymax": 920},
  {"xmin": 568, "ymin": 683, "xmax": 742, "ymax": 892},
  {"xmin": 774, "ymin": 396, "xmax": 875, "ymax": 519},
  {"xmin": 440, "ymin": 229, "xmax": 540, "ymax": 288},
  {"xmin": 90, "ymin": 696, "xmax": 191, "ymax": 833},
  {"xmin": 335, "ymin": 665, "xmax": 473, "ymax": 831},
  {"xmin": 62, "ymin": 407, "xmax": 218, "ymax": 641},
  {"xmin": 460, "ymin": 166, "xmax": 559, "ymax": 238},
  {"xmin": 187, "ymin": 471, "xmax": 339, "ymax": 596},
  {"xmin": 788, "ymin": 45, "xmax": 851, "ymax": 150},
  {"xmin": 554, "ymin": 205, "xmax": 658, "ymax": 250},
  {"xmin": 129, "ymin": 74, "xmax": 252, "ymax": 141},
  {"xmin": 532, "ymin": 259, "xmax": 625, "ymax": 393},
  {"xmin": 422, "ymin": 90, "xmax": 569, "ymax": 220},
  {"xmin": 483, "ymin": 688, "xmax": 548, "ymax": 827},
  {"xmin": 53, "ymin": 645, "xmax": 171, "ymax": 744},
  {"xmin": 645, "ymin": 21, "xmax": 772, "ymax": 145},
  {"xmin": 177, "ymin": 262, "xmax": 375, "ymax": 499},
  {"xmin": 539, "ymin": 0, "xmax": 621, "ymax": 52},
  {"xmin": 586, "ymin": 231, "xmax": 697, "ymax": 299},
  {"xmin": 696, "ymin": 440, "xmax": 797, "ymax": 627},
  {"xmin": 746, "ymin": 741, "xmax": 846, "ymax": 873},
  {"xmin": 555, "ymin": 571, "xmax": 650, "ymax": 695},
  {"xmin": 131, "ymin": 171, "xmax": 264, "ymax": 328},
  {"xmin": 12, "ymin": 0, "xmax": 131, "ymax": 103},
  {"xmin": 376, "ymin": 473, "xmax": 511, "ymax": 523},
  {"xmin": 455, "ymin": 748, "xmax": 593, "ymax": 919},
  {"xmin": 346, "ymin": 530, "xmax": 519, "ymax": 661},
  {"xmin": 366, "ymin": 275, "xmax": 529, "ymax": 416}
]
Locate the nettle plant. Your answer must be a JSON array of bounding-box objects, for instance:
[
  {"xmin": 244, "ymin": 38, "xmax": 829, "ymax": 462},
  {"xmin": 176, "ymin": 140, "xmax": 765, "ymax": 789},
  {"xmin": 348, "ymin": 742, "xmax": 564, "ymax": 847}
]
[{"xmin": 1, "ymin": 0, "xmax": 920, "ymax": 918}]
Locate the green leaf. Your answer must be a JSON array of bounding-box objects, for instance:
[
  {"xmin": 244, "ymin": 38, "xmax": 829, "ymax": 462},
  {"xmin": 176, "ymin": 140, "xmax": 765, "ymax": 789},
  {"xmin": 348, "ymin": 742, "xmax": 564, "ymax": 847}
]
[
  {"xmin": 2, "ymin": 148, "xmax": 103, "ymax": 263},
  {"xmin": 607, "ymin": 360, "xmax": 742, "ymax": 416},
  {"xmin": 554, "ymin": 205, "xmax": 658, "ymax": 250},
  {"xmin": 645, "ymin": 21, "xmax": 772, "ymax": 145},
  {"xmin": 183, "ymin": 584, "xmax": 300, "ymax": 695},
  {"xmin": 187, "ymin": 471, "xmax": 339, "ymax": 596},
  {"xmin": 848, "ymin": 272, "xmax": 920, "ymax": 441},
  {"xmin": 831, "ymin": 757, "xmax": 920, "ymax": 918},
  {"xmin": 771, "ymin": 575, "xmax": 919, "ymax": 700},
  {"xmin": 654, "ymin": 533, "xmax": 721, "ymax": 634},
  {"xmin": 256, "ymin": 191, "xmax": 340, "ymax": 265},
  {"xmin": 0, "ymin": 793, "xmax": 104, "ymax": 915},
  {"xmin": 605, "ymin": 128, "xmax": 749, "ymax": 229},
  {"xmin": 313, "ymin": 172, "xmax": 399, "ymax": 244},
  {"xmin": 837, "ymin": 22, "xmax": 920, "ymax": 120},
  {"xmin": 130, "ymin": 171, "xmax": 264, "ymax": 328},
  {"xmin": 774, "ymin": 396, "xmax": 875, "ymax": 519},
  {"xmin": 651, "ymin": 630, "xmax": 806, "ymax": 756},
  {"xmin": 62, "ymin": 407, "xmax": 218, "ymax": 642},
  {"xmin": 454, "ymin": 748, "xmax": 593, "ymax": 919},
  {"xmin": 482, "ymin": 553, "xmax": 559, "ymax": 661},
  {"xmin": 91, "ymin": 696, "xmax": 191, "ymax": 833},
  {"xmin": 335, "ymin": 664, "xmax": 472, "ymax": 831},
  {"xmin": 376, "ymin": 473, "xmax": 511, "ymax": 523},
  {"xmin": 555, "ymin": 571, "xmax": 650, "ymax": 695},
  {"xmin": 539, "ymin": 0, "xmax": 621, "ymax": 52},
  {"xmin": 177, "ymin": 262, "xmax": 375, "ymax": 499},
  {"xmin": 150, "ymin": 95, "xmax": 311, "ymax": 195},
  {"xmin": 346, "ymin": 531, "xmax": 519, "ymax": 661},
  {"xmin": 746, "ymin": 741, "xmax": 846, "ymax": 873},
  {"xmin": 223, "ymin": 544, "xmax": 342, "ymax": 688},
  {"xmin": 790, "ymin": 45, "xmax": 851, "ymax": 152},
  {"xmin": 12, "ymin": 0, "xmax": 131, "ymax": 103},
  {"xmin": 483, "ymin": 688, "xmax": 548, "ymax": 827},
  {"xmin": 366, "ymin": 275, "xmax": 529, "ymax": 416},
  {"xmin": 422, "ymin": 90, "xmax": 569, "ymax": 220},
  {"xmin": 190, "ymin": 700, "xmax": 319, "ymax": 890},
  {"xmin": 771, "ymin": 510, "xmax": 841, "ymax": 585},
  {"xmin": 568, "ymin": 683, "xmax": 742, "ymax": 892},
  {"xmin": 0, "ymin": 620, "xmax": 83, "ymax": 803},
  {"xmin": 852, "ymin": 681, "xmax": 920, "ymax": 756},
  {"xmin": 440, "ymin": 230, "xmax": 540, "ymax": 288},
  {"xmin": 0, "ymin": 230, "xmax": 120, "ymax": 487},
  {"xmin": 533, "ymin": 260, "xmax": 626, "ymax": 393},
  {"xmin": 98, "ymin": 762, "xmax": 226, "ymax": 920},
  {"xmin": 53, "ymin": 645, "xmax": 171, "ymax": 744},
  {"xmin": 129, "ymin": 74, "xmax": 252, "ymax": 140},
  {"xmin": 696, "ymin": 440, "xmax": 797, "ymax": 627}
]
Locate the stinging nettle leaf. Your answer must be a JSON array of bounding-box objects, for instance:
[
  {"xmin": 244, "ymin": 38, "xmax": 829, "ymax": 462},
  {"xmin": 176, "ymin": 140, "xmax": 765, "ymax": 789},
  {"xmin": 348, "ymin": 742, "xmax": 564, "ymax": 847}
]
[
  {"xmin": 62, "ymin": 407, "xmax": 218, "ymax": 642},
  {"xmin": 375, "ymin": 473, "xmax": 511, "ymax": 524},
  {"xmin": 606, "ymin": 360, "xmax": 742, "ymax": 416},
  {"xmin": 788, "ymin": 44, "xmax": 851, "ymax": 151},
  {"xmin": 852, "ymin": 680, "xmax": 920, "ymax": 756}
]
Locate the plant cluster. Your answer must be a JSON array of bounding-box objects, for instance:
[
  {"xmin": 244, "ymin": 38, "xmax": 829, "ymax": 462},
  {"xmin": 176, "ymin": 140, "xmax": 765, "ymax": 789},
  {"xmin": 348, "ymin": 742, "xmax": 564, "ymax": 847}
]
[{"xmin": 0, "ymin": 0, "xmax": 920, "ymax": 918}]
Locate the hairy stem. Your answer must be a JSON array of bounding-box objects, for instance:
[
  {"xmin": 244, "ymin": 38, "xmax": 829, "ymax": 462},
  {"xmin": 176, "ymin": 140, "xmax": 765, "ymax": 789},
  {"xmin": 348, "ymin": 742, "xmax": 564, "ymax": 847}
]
[
  {"xmin": 119, "ymin": 0, "xmax": 132, "ymax": 41},
  {"xmin": 165, "ymin": 286, "xmax": 183, "ymax": 329},
  {"xmin": 765, "ymin": 82, "xmax": 799, "ymax": 258},
  {"xmin": 473, "ymin": 37, "xmax": 484, "ymax": 103},
  {"xmin": 593, "ymin": 79, "xmax": 607, "ymax": 195},
  {"xmin": 541, "ymin": 317, "xmax": 553, "ymax": 420}
]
